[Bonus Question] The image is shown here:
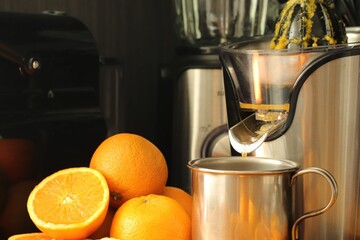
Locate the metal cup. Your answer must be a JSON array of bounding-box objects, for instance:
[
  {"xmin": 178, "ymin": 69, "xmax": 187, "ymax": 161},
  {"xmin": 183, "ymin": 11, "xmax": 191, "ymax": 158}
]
[{"xmin": 188, "ymin": 157, "xmax": 338, "ymax": 240}]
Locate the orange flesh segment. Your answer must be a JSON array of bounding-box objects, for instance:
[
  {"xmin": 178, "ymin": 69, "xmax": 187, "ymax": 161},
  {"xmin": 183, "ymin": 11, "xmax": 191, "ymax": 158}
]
[{"xmin": 32, "ymin": 171, "xmax": 106, "ymax": 224}]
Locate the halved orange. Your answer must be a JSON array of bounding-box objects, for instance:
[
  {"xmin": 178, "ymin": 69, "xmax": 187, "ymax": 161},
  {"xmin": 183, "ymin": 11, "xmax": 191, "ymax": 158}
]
[
  {"xmin": 7, "ymin": 232, "xmax": 92, "ymax": 240},
  {"xmin": 8, "ymin": 232, "xmax": 56, "ymax": 240},
  {"xmin": 27, "ymin": 167, "xmax": 110, "ymax": 239}
]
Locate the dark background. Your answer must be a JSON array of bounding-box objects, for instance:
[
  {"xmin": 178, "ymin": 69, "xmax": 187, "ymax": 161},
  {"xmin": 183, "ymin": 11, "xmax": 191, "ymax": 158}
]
[
  {"xmin": 0, "ymin": 0, "xmax": 178, "ymax": 153},
  {"xmin": 0, "ymin": 2, "xmax": 178, "ymax": 236}
]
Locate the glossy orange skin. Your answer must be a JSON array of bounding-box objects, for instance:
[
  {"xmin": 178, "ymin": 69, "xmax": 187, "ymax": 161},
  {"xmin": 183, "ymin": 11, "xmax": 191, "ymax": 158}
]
[{"xmin": 89, "ymin": 133, "xmax": 168, "ymax": 207}]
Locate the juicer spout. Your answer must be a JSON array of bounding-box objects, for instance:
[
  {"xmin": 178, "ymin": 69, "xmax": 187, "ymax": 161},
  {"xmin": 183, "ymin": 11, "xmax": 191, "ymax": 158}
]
[{"xmin": 228, "ymin": 111, "xmax": 288, "ymax": 155}]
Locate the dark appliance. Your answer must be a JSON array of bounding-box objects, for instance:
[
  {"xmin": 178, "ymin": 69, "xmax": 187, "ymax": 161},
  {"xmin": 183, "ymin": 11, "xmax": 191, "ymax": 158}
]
[{"xmin": 0, "ymin": 11, "xmax": 107, "ymax": 237}]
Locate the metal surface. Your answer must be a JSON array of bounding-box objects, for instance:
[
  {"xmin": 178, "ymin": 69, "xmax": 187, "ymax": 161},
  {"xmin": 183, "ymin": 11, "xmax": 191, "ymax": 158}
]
[
  {"xmin": 172, "ymin": 26, "xmax": 360, "ymax": 238},
  {"xmin": 171, "ymin": 67, "xmax": 229, "ymax": 191},
  {"xmin": 219, "ymin": 29, "xmax": 360, "ymax": 238},
  {"xmin": 251, "ymin": 53, "xmax": 360, "ymax": 239},
  {"xmin": 347, "ymin": 26, "xmax": 360, "ymax": 42},
  {"xmin": 201, "ymin": 124, "xmax": 230, "ymax": 157},
  {"xmin": 188, "ymin": 157, "xmax": 338, "ymax": 240}
]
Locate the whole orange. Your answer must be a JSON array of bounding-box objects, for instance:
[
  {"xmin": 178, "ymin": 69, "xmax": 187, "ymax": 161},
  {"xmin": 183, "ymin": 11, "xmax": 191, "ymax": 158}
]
[
  {"xmin": 89, "ymin": 206, "xmax": 116, "ymax": 239},
  {"xmin": 110, "ymin": 194, "xmax": 191, "ymax": 240},
  {"xmin": 162, "ymin": 186, "xmax": 192, "ymax": 216},
  {"xmin": 0, "ymin": 180, "xmax": 38, "ymax": 238},
  {"xmin": 0, "ymin": 138, "xmax": 37, "ymax": 184},
  {"xmin": 89, "ymin": 133, "xmax": 168, "ymax": 207}
]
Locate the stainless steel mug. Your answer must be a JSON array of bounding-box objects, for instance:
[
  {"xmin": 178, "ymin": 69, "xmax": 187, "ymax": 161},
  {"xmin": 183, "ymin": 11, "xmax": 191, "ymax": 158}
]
[{"xmin": 188, "ymin": 157, "xmax": 338, "ymax": 240}]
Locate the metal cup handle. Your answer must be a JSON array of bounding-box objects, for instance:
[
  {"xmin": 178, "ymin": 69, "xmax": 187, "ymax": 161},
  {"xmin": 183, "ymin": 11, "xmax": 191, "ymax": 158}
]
[{"xmin": 291, "ymin": 167, "xmax": 338, "ymax": 240}]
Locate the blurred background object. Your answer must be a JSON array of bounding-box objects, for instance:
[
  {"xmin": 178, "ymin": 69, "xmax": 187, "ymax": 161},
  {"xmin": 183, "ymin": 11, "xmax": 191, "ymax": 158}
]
[{"xmin": 334, "ymin": 0, "xmax": 360, "ymax": 26}]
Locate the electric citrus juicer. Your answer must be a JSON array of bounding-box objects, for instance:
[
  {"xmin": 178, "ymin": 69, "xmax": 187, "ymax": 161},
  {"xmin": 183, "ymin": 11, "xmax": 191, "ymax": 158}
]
[
  {"xmin": 168, "ymin": 0, "xmax": 280, "ymax": 191},
  {"xmin": 219, "ymin": 0, "xmax": 360, "ymax": 239}
]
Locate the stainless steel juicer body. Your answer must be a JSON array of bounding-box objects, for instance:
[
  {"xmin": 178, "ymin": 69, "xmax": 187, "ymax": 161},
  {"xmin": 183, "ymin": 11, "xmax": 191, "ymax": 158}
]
[
  {"xmin": 254, "ymin": 45, "xmax": 360, "ymax": 239},
  {"xmin": 170, "ymin": 53, "xmax": 230, "ymax": 192},
  {"xmin": 221, "ymin": 32, "xmax": 360, "ymax": 238}
]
